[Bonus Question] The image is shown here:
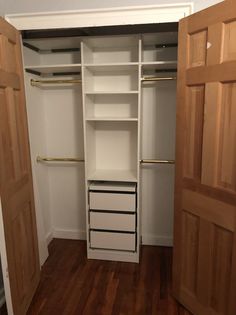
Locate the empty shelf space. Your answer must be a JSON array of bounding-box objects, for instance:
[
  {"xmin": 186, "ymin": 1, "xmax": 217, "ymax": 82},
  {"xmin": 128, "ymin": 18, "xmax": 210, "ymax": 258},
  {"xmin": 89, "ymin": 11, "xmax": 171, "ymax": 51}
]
[
  {"xmin": 85, "ymin": 121, "xmax": 138, "ymax": 181},
  {"xmin": 23, "ymin": 37, "xmax": 81, "ymax": 52},
  {"xmin": 83, "ymin": 67, "xmax": 139, "ymax": 92},
  {"xmin": 85, "ymin": 93, "xmax": 138, "ymax": 119},
  {"xmin": 142, "ymin": 32, "xmax": 178, "ymax": 63},
  {"xmin": 82, "ymin": 36, "xmax": 139, "ymax": 64},
  {"xmin": 25, "ymin": 64, "xmax": 81, "ymax": 76}
]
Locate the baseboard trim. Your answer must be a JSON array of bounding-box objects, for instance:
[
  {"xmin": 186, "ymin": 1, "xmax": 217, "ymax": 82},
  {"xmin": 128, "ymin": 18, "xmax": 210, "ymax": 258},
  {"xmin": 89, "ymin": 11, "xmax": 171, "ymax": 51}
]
[
  {"xmin": 142, "ymin": 234, "xmax": 173, "ymax": 247},
  {"xmin": 46, "ymin": 231, "xmax": 53, "ymax": 246},
  {"xmin": 52, "ymin": 228, "xmax": 86, "ymax": 240}
]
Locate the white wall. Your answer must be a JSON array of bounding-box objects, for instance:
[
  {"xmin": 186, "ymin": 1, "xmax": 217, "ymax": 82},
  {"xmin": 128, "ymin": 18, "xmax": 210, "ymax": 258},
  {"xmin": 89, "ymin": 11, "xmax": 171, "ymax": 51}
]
[{"xmin": 0, "ymin": 0, "xmax": 223, "ymax": 16}]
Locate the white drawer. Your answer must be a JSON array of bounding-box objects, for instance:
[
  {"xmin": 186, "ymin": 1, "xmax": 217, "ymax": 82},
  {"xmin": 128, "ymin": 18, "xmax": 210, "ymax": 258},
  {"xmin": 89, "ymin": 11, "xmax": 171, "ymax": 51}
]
[
  {"xmin": 90, "ymin": 212, "xmax": 135, "ymax": 232},
  {"xmin": 90, "ymin": 231, "xmax": 136, "ymax": 251},
  {"xmin": 89, "ymin": 192, "xmax": 136, "ymax": 212}
]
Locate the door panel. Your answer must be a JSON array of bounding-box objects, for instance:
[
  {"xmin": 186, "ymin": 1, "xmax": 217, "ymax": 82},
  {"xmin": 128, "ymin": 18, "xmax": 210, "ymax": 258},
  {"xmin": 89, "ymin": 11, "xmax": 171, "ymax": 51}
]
[
  {"xmin": 0, "ymin": 18, "xmax": 40, "ymax": 315},
  {"xmin": 173, "ymin": 2, "xmax": 236, "ymax": 315}
]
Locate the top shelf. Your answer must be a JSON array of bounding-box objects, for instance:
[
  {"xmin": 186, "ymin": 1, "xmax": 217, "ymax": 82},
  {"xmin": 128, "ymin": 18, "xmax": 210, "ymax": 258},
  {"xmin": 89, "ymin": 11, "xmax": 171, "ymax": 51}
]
[
  {"xmin": 23, "ymin": 37, "xmax": 81, "ymax": 53},
  {"xmin": 25, "ymin": 64, "xmax": 81, "ymax": 77}
]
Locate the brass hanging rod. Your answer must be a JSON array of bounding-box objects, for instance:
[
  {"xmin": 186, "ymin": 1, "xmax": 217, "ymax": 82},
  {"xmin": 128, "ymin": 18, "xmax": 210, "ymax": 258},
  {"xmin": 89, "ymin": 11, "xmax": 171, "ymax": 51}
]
[
  {"xmin": 37, "ymin": 156, "xmax": 84, "ymax": 163},
  {"xmin": 141, "ymin": 77, "xmax": 176, "ymax": 82},
  {"xmin": 31, "ymin": 79, "xmax": 82, "ymax": 86},
  {"xmin": 140, "ymin": 159, "xmax": 175, "ymax": 164}
]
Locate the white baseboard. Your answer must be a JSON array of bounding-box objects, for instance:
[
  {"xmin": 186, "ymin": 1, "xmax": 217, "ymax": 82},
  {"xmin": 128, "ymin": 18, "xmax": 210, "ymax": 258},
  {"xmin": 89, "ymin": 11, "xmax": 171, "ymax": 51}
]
[
  {"xmin": 46, "ymin": 231, "xmax": 53, "ymax": 246},
  {"xmin": 142, "ymin": 234, "xmax": 173, "ymax": 247},
  {"xmin": 52, "ymin": 228, "xmax": 86, "ymax": 240}
]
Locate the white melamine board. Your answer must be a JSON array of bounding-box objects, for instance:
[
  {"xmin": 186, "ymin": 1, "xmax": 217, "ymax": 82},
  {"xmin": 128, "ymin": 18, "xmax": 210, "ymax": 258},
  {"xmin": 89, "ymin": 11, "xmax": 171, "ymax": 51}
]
[
  {"xmin": 23, "ymin": 45, "xmax": 40, "ymax": 65},
  {"xmin": 83, "ymin": 66, "xmax": 139, "ymax": 92},
  {"xmin": 84, "ymin": 64, "xmax": 139, "ymax": 71},
  {"xmin": 87, "ymin": 169, "xmax": 137, "ymax": 182},
  {"xmin": 141, "ymin": 61, "xmax": 177, "ymax": 72},
  {"xmin": 141, "ymin": 79, "xmax": 176, "ymax": 246},
  {"xmin": 142, "ymin": 32, "xmax": 178, "ymax": 63},
  {"xmin": 40, "ymin": 53, "xmax": 81, "ymax": 66},
  {"xmin": 85, "ymin": 91, "xmax": 139, "ymax": 95},
  {"xmin": 90, "ymin": 212, "xmax": 136, "ymax": 231},
  {"xmin": 24, "ymin": 37, "xmax": 81, "ymax": 66},
  {"xmin": 86, "ymin": 118, "xmax": 138, "ymax": 121},
  {"xmin": 142, "ymin": 32, "xmax": 178, "ymax": 46},
  {"xmin": 89, "ymin": 192, "xmax": 136, "ymax": 212},
  {"xmin": 89, "ymin": 181, "xmax": 136, "ymax": 192},
  {"xmin": 85, "ymin": 94, "xmax": 138, "ymax": 119},
  {"xmin": 25, "ymin": 64, "xmax": 81, "ymax": 75},
  {"xmin": 85, "ymin": 121, "xmax": 138, "ymax": 177},
  {"xmin": 90, "ymin": 231, "xmax": 136, "ymax": 251},
  {"xmin": 23, "ymin": 37, "xmax": 82, "ymax": 51}
]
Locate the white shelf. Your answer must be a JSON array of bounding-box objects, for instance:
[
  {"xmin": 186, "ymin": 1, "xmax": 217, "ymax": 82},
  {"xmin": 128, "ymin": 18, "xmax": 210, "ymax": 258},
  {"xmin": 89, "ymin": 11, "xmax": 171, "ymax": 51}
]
[
  {"xmin": 25, "ymin": 64, "xmax": 81, "ymax": 76},
  {"xmin": 84, "ymin": 63, "xmax": 139, "ymax": 70},
  {"xmin": 87, "ymin": 169, "xmax": 138, "ymax": 182},
  {"xmin": 141, "ymin": 61, "xmax": 177, "ymax": 70},
  {"xmin": 23, "ymin": 37, "xmax": 81, "ymax": 51},
  {"xmin": 86, "ymin": 117, "xmax": 138, "ymax": 121},
  {"xmin": 89, "ymin": 181, "xmax": 136, "ymax": 192},
  {"xmin": 85, "ymin": 91, "xmax": 139, "ymax": 95}
]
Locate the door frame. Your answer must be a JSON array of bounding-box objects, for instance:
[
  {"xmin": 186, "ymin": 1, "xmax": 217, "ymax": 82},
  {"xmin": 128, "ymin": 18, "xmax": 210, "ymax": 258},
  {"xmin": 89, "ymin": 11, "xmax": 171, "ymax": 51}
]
[{"xmin": 5, "ymin": 3, "xmax": 193, "ymax": 31}]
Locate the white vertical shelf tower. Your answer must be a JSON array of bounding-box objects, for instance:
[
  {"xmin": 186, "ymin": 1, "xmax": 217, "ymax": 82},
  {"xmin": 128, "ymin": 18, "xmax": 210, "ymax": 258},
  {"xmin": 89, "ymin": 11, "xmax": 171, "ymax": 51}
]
[{"xmin": 81, "ymin": 36, "xmax": 141, "ymax": 263}]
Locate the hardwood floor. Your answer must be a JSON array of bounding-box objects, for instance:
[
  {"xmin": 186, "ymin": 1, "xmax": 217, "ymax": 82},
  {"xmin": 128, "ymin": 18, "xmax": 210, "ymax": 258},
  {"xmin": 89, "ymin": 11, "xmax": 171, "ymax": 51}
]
[
  {"xmin": 27, "ymin": 239, "xmax": 191, "ymax": 315},
  {"xmin": 0, "ymin": 303, "xmax": 7, "ymax": 315}
]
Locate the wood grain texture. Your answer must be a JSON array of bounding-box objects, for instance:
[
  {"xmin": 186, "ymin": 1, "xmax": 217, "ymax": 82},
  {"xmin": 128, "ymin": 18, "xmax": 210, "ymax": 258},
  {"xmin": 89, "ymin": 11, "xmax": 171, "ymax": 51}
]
[
  {"xmin": 188, "ymin": 30, "xmax": 207, "ymax": 68},
  {"xmin": 183, "ymin": 86, "xmax": 204, "ymax": 180},
  {"xmin": 173, "ymin": 2, "xmax": 236, "ymax": 315},
  {"xmin": 223, "ymin": 20, "xmax": 236, "ymax": 62},
  {"xmin": 27, "ymin": 239, "xmax": 192, "ymax": 315},
  {"xmin": 0, "ymin": 17, "xmax": 40, "ymax": 315}
]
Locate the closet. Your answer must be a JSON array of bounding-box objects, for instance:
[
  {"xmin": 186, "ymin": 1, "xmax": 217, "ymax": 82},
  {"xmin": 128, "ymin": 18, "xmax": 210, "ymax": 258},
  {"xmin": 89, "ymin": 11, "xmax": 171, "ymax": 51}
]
[
  {"xmin": 22, "ymin": 26, "xmax": 177, "ymax": 263},
  {"xmin": 2, "ymin": 2, "xmax": 236, "ymax": 314}
]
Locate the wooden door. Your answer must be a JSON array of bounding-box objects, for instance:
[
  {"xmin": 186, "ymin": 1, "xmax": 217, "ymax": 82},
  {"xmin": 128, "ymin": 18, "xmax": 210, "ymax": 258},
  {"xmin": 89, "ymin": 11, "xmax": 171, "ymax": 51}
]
[
  {"xmin": 173, "ymin": 1, "xmax": 236, "ymax": 315},
  {"xmin": 0, "ymin": 18, "xmax": 40, "ymax": 315}
]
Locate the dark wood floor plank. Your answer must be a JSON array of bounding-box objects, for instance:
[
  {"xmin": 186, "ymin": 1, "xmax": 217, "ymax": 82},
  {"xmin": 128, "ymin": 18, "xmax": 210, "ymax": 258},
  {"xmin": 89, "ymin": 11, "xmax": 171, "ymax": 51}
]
[{"xmin": 27, "ymin": 239, "xmax": 192, "ymax": 315}]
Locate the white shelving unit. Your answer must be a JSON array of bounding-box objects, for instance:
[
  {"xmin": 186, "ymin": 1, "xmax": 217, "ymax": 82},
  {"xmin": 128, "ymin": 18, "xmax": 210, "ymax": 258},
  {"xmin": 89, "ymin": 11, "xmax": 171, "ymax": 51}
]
[{"xmin": 82, "ymin": 36, "xmax": 141, "ymax": 263}]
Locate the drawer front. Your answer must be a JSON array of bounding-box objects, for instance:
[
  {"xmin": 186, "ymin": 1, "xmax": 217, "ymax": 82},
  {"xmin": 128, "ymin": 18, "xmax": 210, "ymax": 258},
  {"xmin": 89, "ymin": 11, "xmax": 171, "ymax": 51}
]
[
  {"xmin": 89, "ymin": 192, "xmax": 136, "ymax": 212},
  {"xmin": 90, "ymin": 231, "xmax": 136, "ymax": 251},
  {"xmin": 90, "ymin": 212, "xmax": 135, "ymax": 232}
]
